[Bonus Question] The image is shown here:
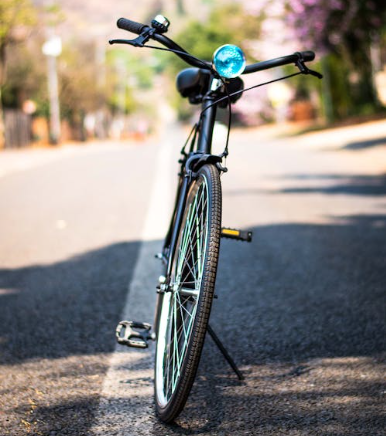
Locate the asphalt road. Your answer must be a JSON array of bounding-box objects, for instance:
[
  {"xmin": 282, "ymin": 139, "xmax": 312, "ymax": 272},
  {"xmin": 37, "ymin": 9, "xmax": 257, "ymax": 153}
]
[{"xmin": 0, "ymin": 120, "xmax": 385, "ymax": 435}]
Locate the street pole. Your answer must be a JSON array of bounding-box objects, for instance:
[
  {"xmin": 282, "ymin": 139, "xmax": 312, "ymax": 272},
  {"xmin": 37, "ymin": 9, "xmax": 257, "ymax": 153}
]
[
  {"xmin": 42, "ymin": 35, "xmax": 61, "ymax": 145},
  {"xmin": 176, "ymin": 0, "xmax": 185, "ymax": 15},
  {"xmin": 46, "ymin": 54, "xmax": 61, "ymax": 144}
]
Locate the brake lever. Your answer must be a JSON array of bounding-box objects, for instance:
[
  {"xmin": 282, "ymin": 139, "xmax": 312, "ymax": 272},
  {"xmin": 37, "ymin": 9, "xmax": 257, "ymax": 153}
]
[
  {"xmin": 306, "ymin": 69, "xmax": 323, "ymax": 79},
  {"xmin": 109, "ymin": 28, "xmax": 156, "ymax": 48},
  {"xmin": 294, "ymin": 53, "xmax": 323, "ymax": 79},
  {"xmin": 109, "ymin": 38, "xmax": 140, "ymax": 47},
  {"xmin": 297, "ymin": 61, "xmax": 323, "ymax": 79}
]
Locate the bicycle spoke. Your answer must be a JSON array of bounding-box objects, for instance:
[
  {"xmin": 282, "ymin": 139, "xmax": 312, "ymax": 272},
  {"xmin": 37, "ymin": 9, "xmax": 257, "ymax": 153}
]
[
  {"xmin": 176, "ymin": 193, "xmax": 201, "ymax": 280},
  {"xmin": 165, "ymin": 295, "xmax": 192, "ymax": 399},
  {"xmin": 179, "ymin": 200, "xmax": 208, "ymax": 285},
  {"xmin": 176, "ymin": 190, "xmax": 207, "ymax": 283},
  {"xmin": 181, "ymin": 197, "xmax": 207, "ymax": 260},
  {"xmin": 174, "ymin": 294, "xmax": 197, "ymax": 366}
]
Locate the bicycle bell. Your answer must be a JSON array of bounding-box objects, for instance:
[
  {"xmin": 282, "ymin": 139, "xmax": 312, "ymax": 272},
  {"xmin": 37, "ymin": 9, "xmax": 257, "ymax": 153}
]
[{"xmin": 151, "ymin": 15, "xmax": 170, "ymax": 33}]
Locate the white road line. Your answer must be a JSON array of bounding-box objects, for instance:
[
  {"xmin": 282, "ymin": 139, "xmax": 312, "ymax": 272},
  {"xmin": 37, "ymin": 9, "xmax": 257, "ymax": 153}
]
[{"xmin": 91, "ymin": 138, "xmax": 174, "ymax": 435}]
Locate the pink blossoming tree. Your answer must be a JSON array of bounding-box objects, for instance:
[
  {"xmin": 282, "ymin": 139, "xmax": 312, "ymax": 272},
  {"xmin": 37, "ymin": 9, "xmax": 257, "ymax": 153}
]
[{"xmin": 286, "ymin": 0, "xmax": 386, "ymax": 117}]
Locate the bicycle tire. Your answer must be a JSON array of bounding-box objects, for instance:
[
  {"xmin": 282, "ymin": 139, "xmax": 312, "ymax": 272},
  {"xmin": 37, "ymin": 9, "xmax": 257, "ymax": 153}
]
[{"xmin": 154, "ymin": 164, "xmax": 221, "ymax": 422}]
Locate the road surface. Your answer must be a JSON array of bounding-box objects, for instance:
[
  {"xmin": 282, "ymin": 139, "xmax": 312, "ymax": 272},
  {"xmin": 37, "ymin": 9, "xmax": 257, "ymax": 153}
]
[{"xmin": 0, "ymin": 120, "xmax": 385, "ymax": 435}]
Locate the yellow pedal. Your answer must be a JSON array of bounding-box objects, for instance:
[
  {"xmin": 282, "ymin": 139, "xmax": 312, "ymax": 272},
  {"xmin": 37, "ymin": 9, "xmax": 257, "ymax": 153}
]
[{"xmin": 221, "ymin": 228, "xmax": 252, "ymax": 242}]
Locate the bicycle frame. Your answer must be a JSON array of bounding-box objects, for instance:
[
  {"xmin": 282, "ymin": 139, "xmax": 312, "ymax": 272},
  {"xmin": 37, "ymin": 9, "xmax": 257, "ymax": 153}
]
[{"xmin": 163, "ymin": 83, "xmax": 218, "ymax": 268}]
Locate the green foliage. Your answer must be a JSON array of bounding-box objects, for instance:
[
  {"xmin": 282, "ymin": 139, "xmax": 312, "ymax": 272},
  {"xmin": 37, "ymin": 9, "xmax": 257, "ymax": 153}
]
[
  {"xmin": 59, "ymin": 40, "xmax": 109, "ymax": 120},
  {"xmin": 42, "ymin": 3, "xmax": 66, "ymax": 27},
  {"xmin": 105, "ymin": 48, "xmax": 138, "ymax": 114},
  {"xmin": 325, "ymin": 53, "xmax": 354, "ymax": 119},
  {"xmin": 163, "ymin": 4, "xmax": 260, "ymax": 76},
  {"xmin": 156, "ymin": 4, "xmax": 261, "ymax": 120},
  {"xmin": 3, "ymin": 39, "xmax": 46, "ymax": 110},
  {"xmin": 286, "ymin": 0, "xmax": 386, "ymax": 121},
  {"xmin": 0, "ymin": 0, "xmax": 36, "ymax": 44},
  {"xmin": 0, "ymin": 0, "xmax": 37, "ymax": 145},
  {"xmin": 107, "ymin": 48, "xmax": 154, "ymax": 91}
]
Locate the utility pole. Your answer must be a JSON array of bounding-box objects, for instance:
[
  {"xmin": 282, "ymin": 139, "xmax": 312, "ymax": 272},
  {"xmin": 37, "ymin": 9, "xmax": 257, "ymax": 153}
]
[
  {"xmin": 176, "ymin": 0, "xmax": 185, "ymax": 15},
  {"xmin": 42, "ymin": 34, "xmax": 61, "ymax": 144}
]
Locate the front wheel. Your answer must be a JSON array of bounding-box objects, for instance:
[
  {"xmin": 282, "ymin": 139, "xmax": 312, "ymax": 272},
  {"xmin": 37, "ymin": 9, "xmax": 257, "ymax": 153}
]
[{"xmin": 154, "ymin": 164, "xmax": 222, "ymax": 422}]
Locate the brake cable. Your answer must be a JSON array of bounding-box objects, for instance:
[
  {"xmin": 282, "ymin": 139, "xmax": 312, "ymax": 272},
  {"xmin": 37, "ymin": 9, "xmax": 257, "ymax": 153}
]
[
  {"xmin": 138, "ymin": 44, "xmax": 213, "ymax": 72},
  {"xmin": 200, "ymin": 71, "xmax": 304, "ymax": 163},
  {"xmin": 142, "ymin": 45, "xmax": 315, "ymax": 162},
  {"xmin": 215, "ymin": 77, "xmax": 232, "ymax": 162},
  {"xmin": 180, "ymin": 122, "xmax": 199, "ymax": 157},
  {"xmin": 201, "ymin": 71, "xmax": 303, "ymax": 115}
]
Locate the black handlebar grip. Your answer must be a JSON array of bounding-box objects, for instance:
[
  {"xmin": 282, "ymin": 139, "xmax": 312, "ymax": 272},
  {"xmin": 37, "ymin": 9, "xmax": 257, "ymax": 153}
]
[
  {"xmin": 117, "ymin": 18, "xmax": 148, "ymax": 35},
  {"xmin": 300, "ymin": 51, "xmax": 315, "ymax": 62}
]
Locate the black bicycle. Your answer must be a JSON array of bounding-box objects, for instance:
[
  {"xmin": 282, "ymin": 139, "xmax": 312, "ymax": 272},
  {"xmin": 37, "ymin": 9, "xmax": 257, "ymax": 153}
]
[{"xmin": 112, "ymin": 14, "xmax": 322, "ymax": 423}]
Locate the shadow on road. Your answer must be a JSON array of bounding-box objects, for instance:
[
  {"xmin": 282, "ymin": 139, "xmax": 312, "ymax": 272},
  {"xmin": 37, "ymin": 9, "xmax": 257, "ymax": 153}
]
[
  {"xmin": 1, "ymin": 214, "xmax": 385, "ymax": 435},
  {"xmin": 0, "ymin": 241, "xmax": 141, "ymax": 363},
  {"xmin": 0, "ymin": 241, "xmax": 144, "ymax": 435},
  {"xmin": 342, "ymin": 136, "xmax": 386, "ymax": 150},
  {"xmin": 213, "ymin": 213, "xmax": 386, "ymax": 363},
  {"xmin": 224, "ymin": 173, "xmax": 386, "ymax": 197},
  {"xmin": 167, "ymin": 213, "xmax": 386, "ymax": 435},
  {"xmin": 277, "ymin": 173, "xmax": 386, "ymax": 196}
]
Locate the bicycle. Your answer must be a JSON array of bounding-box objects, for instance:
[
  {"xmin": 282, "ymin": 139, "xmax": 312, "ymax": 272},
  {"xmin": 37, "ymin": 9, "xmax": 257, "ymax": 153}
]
[{"xmin": 112, "ymin": 14, "xmax": 322, "ymax": 423}]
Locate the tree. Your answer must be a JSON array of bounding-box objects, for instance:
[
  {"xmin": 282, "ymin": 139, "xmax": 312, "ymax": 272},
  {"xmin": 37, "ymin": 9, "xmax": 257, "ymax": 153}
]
[
  {"xmin": 286, "ymin": 0, "xmax": 385, "ymax": 54},
  {"xmin": 0, "ymin": 0, "xmax": 36, "ymax": 146},
  {"xmin": 157, "ymin": 4, "xmax": 262, "ymax": 119},
  {"xmin": 174, "ymin": 4, "xmax": 259, "ymax": 64},
  {"xmin": 58, "ymin": 40, "xmax": 100, "ymax": 138},
  {"xmin": 286, "ymin": 0, "xmax": 386, "ymax": 119},
  {"xmin": 3, "ymin": 35, "xmax": 47, "ymax": 111}
]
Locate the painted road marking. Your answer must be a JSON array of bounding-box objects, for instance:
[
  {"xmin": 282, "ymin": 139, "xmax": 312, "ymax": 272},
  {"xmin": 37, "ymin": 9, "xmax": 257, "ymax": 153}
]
[{"xmin": 91, "ymin": 138, "xmax": 174, "ymax": 435}]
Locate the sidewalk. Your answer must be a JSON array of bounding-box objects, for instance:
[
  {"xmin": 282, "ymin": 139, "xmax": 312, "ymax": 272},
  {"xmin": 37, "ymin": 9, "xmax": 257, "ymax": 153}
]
[{"xmin": 233, "ymin": 118, "xmax": 386, "ymax": 148}]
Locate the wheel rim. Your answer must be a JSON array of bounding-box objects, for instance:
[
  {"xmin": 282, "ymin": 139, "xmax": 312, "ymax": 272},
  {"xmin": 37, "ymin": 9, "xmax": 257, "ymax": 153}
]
[{"xmin": 156, "ymin": 175, "xmax": 209, "ymax": 407}]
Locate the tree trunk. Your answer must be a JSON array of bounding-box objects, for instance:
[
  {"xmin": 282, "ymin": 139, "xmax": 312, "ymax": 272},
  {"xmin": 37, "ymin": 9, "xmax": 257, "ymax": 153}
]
[{"xmin": 320, "ymin": 57, "xmax": 334, "ymax": 124}]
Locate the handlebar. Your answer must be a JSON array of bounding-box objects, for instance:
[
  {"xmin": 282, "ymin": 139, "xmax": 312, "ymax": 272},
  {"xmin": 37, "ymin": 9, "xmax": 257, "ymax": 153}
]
[
  {"xmin": 243, "ymin": 51, "xmax": 314, "ymax": 74},
  {"xmin": 117, "ymin": 17, "xmax": 148, "ymax": 35},
  {"xmin": 117, "ymin": 17, "xmax": 212, "ymax": 69},
  {"xmin": 115, "ymin": 17, "xmax": 316, "ymax": 75}
]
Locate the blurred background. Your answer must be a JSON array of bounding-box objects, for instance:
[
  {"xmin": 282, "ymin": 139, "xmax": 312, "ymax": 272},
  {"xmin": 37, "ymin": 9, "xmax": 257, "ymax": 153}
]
[
  {"xmin": 1, "ymin": 3, "xmax": 386, "ymax": 435},
  {"xmin": 1, "ymin": 0, "xmax": 386, "ymax": 149}
]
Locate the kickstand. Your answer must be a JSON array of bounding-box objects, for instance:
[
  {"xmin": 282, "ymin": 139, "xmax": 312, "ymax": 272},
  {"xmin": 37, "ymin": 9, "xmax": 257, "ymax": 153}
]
[{"xmin": 207, "ymin": 324, "xmax": 244, "ymax": 380}]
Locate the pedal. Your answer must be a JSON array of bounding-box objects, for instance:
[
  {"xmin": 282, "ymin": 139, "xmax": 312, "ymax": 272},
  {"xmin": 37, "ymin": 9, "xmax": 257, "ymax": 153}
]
[
  {"xmin": 221, "ymin": 227, "xmax": 252, "ymax": 242},
  {"xmin": 116, "ymin": 321, "xmax": 155, "ymax": 349}
]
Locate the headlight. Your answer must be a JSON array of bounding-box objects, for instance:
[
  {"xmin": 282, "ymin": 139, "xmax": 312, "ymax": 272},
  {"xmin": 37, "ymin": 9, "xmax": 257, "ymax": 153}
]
[{"xmin": 212, "ymin": 44, "xmax": 246, "ymax": 79}]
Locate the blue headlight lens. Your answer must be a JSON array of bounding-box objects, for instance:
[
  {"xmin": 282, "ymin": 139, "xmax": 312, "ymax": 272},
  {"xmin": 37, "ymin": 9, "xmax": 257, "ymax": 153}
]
[{"xmin": 213, "ymin": 44, "xmax": 246, "ymax": 79}]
